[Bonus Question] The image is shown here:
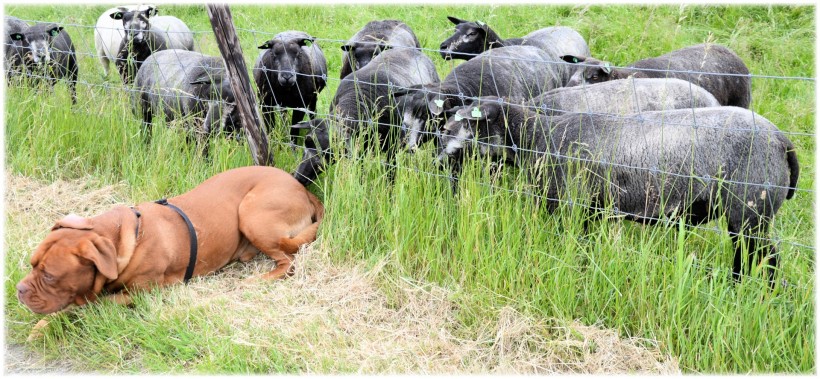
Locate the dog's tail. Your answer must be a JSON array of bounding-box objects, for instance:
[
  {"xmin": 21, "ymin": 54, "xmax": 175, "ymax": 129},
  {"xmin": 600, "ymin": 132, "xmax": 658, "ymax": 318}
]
[{"xmin": 279, "ymin": 191, "xmax": 325, "ymax": 254}]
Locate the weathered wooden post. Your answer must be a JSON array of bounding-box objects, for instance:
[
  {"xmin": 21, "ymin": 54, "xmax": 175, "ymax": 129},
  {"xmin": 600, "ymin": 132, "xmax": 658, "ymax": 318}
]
[{"xmin": 206, "ymin": 3, "xmax": 273, "ymax": 166}]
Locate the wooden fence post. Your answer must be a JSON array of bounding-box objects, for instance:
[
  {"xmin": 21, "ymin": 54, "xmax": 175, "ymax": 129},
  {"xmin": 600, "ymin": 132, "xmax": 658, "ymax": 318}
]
[{"xmin": 206, "ymin": 3, "xmax": 273, "ymax": 166}]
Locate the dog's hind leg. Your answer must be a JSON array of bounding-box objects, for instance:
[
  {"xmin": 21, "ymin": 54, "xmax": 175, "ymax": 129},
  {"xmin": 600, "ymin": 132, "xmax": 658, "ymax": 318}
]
[{"xmin": 240, "ymin": 220, "xmax": 301, "ymax": 280}]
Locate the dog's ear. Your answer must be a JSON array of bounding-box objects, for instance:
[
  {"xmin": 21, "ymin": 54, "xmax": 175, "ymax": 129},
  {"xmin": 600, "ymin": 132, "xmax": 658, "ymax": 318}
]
[
  {"xmin": 75, "ymin": 236, "xmax": 119, "ymax": 281},
  {"xmin": 52, "ymin": 214, "xmax": 93, "ymax": 231}
]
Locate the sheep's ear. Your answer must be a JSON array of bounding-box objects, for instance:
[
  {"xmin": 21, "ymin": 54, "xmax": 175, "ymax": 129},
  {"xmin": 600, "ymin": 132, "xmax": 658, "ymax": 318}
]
[
  {"xmin": 109, "ymin": 11, "xmax": 124, "ymax": 20},
  {"xmin": 561, "ymin": 55, "xmax": 585, "ymax": 64},
  {"xmin": 602, "ymin": 62, "xmax": 612, "ymax": 74},
  {"xmin": 189, "ymin": 75, "xmax": 213, "ymax": 86},
  {"xmin": 298, "ymin": 38, "xmax": 314, "ymax": 47},
  {"xmin": 291, "ymin": 121, "xmax": 314, "ymax": 130},
  {"xmin": 428, "ymin": 98, "xmax": 446, "ymax": 116},
  {"xmin": 258, "ymin": 41, "xmax": 272, "ymax": 49},
  {"xmin": 456, "ymin": 106, "xmax": 485, "ymax": 121},
  {"xmin": 9, "ymin": 33, "xmax": 24, "ymax": 41},
  {"xmin": 48, "ymin": 26, "xmax": 63, "ymax": 38},
  {"xmin": 146, "ymin": 6, "xmax": 158, "ymax": 16},
  {"xmin": 475, "ymin": 20, "xmax": 489, "ymax": 32},
  {"xmin": 340, "ymin": 44, "xmax": 353, "ymax": 52},
  {"xmin": 447, "ymin": 16, "xmax": 467, "ymax": 25},
  {"xmin": 378, "ymin": 43, "xmax": 392, "ymax": 51}
]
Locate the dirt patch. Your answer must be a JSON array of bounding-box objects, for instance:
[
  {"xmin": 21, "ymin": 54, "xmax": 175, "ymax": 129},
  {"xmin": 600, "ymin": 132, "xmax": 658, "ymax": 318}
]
[{"xmin": 4, "ymin": 173, "xmax": 679, "ymax": 374}]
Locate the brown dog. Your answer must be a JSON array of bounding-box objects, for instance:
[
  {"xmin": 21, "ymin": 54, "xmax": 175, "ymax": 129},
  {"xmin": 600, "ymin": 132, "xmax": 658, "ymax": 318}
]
[{"xmin": 16, "ymin": 166, "xmax": 324, "ymax": 315}]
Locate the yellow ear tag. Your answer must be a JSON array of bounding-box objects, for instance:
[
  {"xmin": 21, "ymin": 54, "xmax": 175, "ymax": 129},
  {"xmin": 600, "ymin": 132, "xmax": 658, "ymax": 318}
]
[
  {"xmin": 471, "ymin": 107, "xmax": 482, "ymax": 118},
  {"xmin": 434, "ymin": 99, "xmax": 444, "ymax": 107},
  {"xmin": 454, "ymin": 114, "xmax": 464, "ymax": 121}
]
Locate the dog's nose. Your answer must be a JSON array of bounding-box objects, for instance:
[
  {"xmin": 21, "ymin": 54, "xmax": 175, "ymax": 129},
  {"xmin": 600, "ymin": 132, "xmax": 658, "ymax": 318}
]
[{"xmin": 16, "ymin": 282, "xmax": 30, "ymax": 298}]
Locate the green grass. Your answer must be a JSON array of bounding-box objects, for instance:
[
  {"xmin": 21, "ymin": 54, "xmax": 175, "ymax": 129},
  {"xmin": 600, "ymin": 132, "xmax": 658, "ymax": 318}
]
[{"xmin": 4, "ymin": 3, "xmax": 815, "ymax": 373}]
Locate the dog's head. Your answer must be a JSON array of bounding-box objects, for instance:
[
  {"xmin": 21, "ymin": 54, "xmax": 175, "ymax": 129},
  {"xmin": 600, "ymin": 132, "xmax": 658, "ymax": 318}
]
[{"xmin": 16, "ymin": 214, "xmax": 119, "ymax": 314}]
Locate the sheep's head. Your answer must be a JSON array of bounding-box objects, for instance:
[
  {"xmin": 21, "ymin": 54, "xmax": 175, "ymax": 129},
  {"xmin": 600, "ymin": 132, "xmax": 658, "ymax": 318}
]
[
  {"xmin": 439, "ymin": 16, "xmax": 498, "ymax": 61},
  {"xmin": 191, "ymin": 71, "xmax": 241, "ymax": 137},
  {"xmin": 9, "ymin": 23, "xmax": 63, "ymax": 70},
  {"xmin": 258, "ymin": 37, "xmax": 315, "ymax": 87},
  {"xmin": 393, "ymin": 85, "xmax": 461, "ymax": 151},
  {"xmin": 437, "ymin": 97, "xmax": 506, "ymax": 161},
  {"xmin": 561, "ymin": 55, "xmax": 614, "ymax": 87},
  {"xmin": 111, "ymin": 6, "xmax": 157, "ymax": 44},
  {"xmin": 341, "ymin": 38, "xmax": 390, "ymax": 73},
  {"xmin": 291, "ymin": 118, "xmax": 332, "ymax": 186}
]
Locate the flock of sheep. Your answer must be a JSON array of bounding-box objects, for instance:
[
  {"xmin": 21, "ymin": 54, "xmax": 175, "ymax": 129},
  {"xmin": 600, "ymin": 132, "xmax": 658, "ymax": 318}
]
[{"xmin": 4, "ymin": 5, "xmax": 800, "ymax": 287}]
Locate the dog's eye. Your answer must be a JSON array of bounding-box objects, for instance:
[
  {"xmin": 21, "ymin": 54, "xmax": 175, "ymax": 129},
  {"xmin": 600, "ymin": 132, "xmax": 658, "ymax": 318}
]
[{"xmin": 42, "ymin": 272, "xmax": 55, "ymax": 283}]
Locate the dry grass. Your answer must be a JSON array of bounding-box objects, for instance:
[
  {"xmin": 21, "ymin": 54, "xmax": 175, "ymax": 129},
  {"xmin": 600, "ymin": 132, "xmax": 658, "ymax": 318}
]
[{"xmin": 5, "ymin": 173, "xmax": 679, "ymax": 374}]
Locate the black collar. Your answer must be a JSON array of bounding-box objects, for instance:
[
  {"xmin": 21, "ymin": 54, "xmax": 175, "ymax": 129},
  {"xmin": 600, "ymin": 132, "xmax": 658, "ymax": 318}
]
[
  {"xmin": 129, "ymin": 206, "xmax": 141, "ymax": 241},
  {"xmin": 154, "ymin": 199, "xmax": 198, "ymax": 284}
]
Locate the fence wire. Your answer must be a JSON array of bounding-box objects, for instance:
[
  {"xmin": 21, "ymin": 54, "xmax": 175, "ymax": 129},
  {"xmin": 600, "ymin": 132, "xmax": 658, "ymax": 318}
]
[{"xmin": 4, "ymin": 17, "xmax": 815, "ymax": 286}]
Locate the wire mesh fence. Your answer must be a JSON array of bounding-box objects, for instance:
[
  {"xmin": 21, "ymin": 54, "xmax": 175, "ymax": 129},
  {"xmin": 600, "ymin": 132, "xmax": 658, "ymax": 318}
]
[{"xmin": 4, "ymin": 13, "xmax": 815, "ymax": 288}]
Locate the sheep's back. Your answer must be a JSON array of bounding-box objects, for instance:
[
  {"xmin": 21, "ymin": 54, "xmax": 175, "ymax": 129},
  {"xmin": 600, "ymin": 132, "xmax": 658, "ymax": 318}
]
[
  {"xmin": 530, "ymin": 78, "xmax": 720, "ymax": 116},
  {"xmin": 450, "ymin": 45, "xmax": 563, "ymax": 100},
  {"xmin": 521, "ymin": 26, "xmax": 590, "ymax": 60},
  {"xmin": 149, "ymin": 16, "xmax": 194, "ymax": 51},
  {"xmin": 549, "ymin": 107, "xmax": 792, "ymax": 218}
]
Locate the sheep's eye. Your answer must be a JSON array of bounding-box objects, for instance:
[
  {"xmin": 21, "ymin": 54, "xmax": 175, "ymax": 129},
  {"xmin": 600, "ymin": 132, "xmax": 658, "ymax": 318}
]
[
  {"xmin": 466, "ymin": 31, "xmax": 477, "ymax": 36},
  {"xmin": 590, "ymin": 75, "xmax": 598, "ymax": 81}
]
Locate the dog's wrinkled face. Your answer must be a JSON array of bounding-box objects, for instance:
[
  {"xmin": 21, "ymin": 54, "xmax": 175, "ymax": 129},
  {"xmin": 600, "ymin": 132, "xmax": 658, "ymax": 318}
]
[{"xmin": 16, "ymin": 216, "xmax": 119, "ymax": 314}]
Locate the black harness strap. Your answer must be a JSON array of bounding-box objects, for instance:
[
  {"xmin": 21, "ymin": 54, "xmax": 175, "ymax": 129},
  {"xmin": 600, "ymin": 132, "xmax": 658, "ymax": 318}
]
[{"xmin": 155, "ymin": 199, "xmax": 198, "ymax": 283}]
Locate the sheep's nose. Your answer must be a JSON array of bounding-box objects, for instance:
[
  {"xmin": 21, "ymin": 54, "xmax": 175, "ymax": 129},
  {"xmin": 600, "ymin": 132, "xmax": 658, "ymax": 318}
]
[
  {"xmin": 439, "ymin": 42, "xmax": 448, "ymax": 51},
  {"xmin": 279, "ymin": 73, "xmax": 295, "ymax": 86}
]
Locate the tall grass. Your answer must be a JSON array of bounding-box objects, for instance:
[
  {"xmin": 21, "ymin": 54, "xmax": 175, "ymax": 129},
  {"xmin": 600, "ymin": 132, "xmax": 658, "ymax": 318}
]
[{"xmin": 4, "ymin": 4, "xmax": 815, "ymax": 373}]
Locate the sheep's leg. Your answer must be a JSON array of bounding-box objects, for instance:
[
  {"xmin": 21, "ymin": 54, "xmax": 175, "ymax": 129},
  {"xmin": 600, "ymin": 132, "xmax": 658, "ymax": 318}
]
[
  {"xmin": 139, "ymin": 98, "xmax": 153, "ymax": 143},
  {"xmin": 289, "ymin": 108, "xmax": 307, "ymax": 146},
  {"xmin": 730, "ymin": 223, "xmax": 778, "ymax": 288}
]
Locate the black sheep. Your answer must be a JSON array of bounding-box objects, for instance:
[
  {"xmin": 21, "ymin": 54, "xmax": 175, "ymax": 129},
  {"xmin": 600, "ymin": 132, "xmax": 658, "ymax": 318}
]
[
  {"xmin": 439, "ymin": 16, "xmax": 589, "ymax": 62},
  {"xmin": 438, "ymin": 97, "xmax": 799, "ymax": 286},
  {"xmin": 292, "ymin": 48, "xmax": 439, "ymax": 186},
  {"xmin": 561, "ymin": 43, "xmax": 752, "ymax": 108},
  {"xmin": 339, "ymin": 19, "xmax": 420, "ymax": 79},
  {"xmin": 253, "ymin": 31, "xmax": 327, "ymax": 146}
]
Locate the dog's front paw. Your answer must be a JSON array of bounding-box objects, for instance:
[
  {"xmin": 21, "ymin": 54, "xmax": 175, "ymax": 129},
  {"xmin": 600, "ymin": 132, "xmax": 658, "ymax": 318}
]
[{"xmin": 26, "ymin": 319, "xmax": 50, "ymax": 342}]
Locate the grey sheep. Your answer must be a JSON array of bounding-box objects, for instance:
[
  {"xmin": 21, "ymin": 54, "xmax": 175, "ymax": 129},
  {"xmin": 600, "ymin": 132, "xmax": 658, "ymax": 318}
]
[
  {"xmin": 561, "ymin": 43, "xmax": 752, "ymax": 108},
  {"xmin": 109, "ymin": 7, "xmax": 195, "ymax": 84},
  {"xmin": 439, "ymin": 16, "xmax": 589, "ymax": 62},
  {"xmin": 292, "ymin": 47, "xmax": 440, "ymax": 186},
  {"xmin": 4, "ymin": 16, "xmax": 29, "ymax": 81},
  {"xmin": 7, "ymin": 21, "xmax": 78, "ymax": 103},
  {"xmin": 133, "ymin": 49, "xmax": 239, "ymax": 153},
  {"xmin": 339, "ymin": 19, "xmax": 420, "ymax": 79},
  {"xmin": 253, "ymin": 31, "xmax": 327, "ymax": 146},
  {"xmin": 397, "ymin": 45, "xmax": 566, "ymax": 151},
  {"xmin": 528, "ymin": 77, "xmax": 721, "ymax": 117},
  {"xmin": 438, "ymin": 97, "xmax": 799, "ymax": 285}
]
